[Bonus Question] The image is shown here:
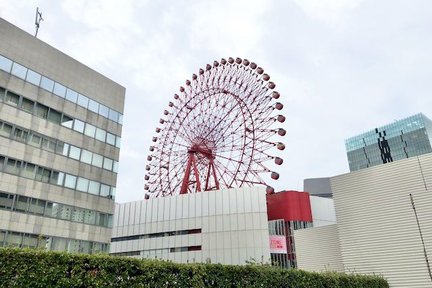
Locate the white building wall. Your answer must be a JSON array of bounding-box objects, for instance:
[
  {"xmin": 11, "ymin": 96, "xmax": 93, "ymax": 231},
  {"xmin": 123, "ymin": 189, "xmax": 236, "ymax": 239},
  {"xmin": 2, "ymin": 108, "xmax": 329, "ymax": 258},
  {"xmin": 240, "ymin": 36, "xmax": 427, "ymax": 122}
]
[
  {"xmin": 294, "ymin": 224, "xmax": 343, "ymax": 272},
  {"xmin": 331, "ymin": 153, "xmax": 432, "ymax": 288},
  {"xmin": 310, "ymin": 196, "xmax": 336, "ymax": 227},
  {"xmin": 110, "ymin": 187, "xmax": 271, "ymax": 265}
]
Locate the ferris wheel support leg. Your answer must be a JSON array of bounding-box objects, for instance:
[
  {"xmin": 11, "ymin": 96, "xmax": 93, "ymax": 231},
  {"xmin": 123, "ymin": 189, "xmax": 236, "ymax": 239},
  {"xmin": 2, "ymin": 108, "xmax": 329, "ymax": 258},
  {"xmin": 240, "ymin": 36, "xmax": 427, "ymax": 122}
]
[
  {"xmin": 191, "ymin": 155, "xmax": 202, "ymax": 192},
  {"xmin": 180, "ymin": 154, "xmax": 193, "ymax": 194}
]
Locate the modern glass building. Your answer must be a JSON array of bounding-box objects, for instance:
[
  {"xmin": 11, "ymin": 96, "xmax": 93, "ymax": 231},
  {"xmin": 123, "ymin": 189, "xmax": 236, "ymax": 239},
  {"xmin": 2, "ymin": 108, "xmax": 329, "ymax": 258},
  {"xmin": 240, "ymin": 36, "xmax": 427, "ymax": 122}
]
[
  {"xmin": 345, "ymin": 113, "xmax": 432, "ymax": 171},
  {"xmin": 0, "ymin": 18, "xmax": 125, "ymax": 253}
]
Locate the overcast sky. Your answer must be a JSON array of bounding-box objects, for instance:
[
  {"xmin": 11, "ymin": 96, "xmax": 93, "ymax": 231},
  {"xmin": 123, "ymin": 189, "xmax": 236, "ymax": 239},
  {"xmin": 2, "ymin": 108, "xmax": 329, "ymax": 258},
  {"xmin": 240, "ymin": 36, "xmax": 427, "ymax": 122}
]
[{"xmin": 1, "ymin": 0, "xmax": 432, "ymax": 203}]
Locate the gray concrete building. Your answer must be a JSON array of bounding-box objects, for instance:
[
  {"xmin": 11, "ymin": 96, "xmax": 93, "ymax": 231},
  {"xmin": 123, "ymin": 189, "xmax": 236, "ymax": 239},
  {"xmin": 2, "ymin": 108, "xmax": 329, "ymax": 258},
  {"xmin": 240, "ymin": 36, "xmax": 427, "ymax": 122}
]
[{"xmin": 0, "ymin": 18, "xmax": 125, "ymax": 253}]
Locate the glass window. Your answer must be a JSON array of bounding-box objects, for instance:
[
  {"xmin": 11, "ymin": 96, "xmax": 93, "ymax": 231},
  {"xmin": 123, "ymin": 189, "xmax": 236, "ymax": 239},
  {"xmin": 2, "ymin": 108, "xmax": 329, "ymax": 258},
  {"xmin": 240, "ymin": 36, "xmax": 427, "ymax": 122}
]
[
  {"xmin": 108, "ymin": 109, "xmax": 118, "ymax": 122},
  {"xmin": 99, "ymin": 104, "xmax": 109, "ymax": 118},
  {"xmin": 103, "ymin": 158, "xmax": 113, "ymax": 170},
  {"xmin": 76, "ymin": 177, "xmax": 89, "ymax": 192},
  {"xmin": 116, "ymin": 136, "xmax": 121, "ymax": 148},
  {"xmin": 55, "ymin": 141, "xmax": 64, "ymax": 154},
  {"xmin": 35, "ymin": 103, "xmax": 49, "ymax": 119},
  {"xmin": 21, "ymin": 98, "xmax": 34, "ymax": 113},
  {"xmin": 22, "ymin": 163, "xmax": 36, "ymax": 179},
  {"xmin": 0, "ymin": 55, "xmax": 13, "ymax": 72},
  {"xmin": 28, "ymin": 198, "xmax": 45, "ymax": 215},
  {"xmin": 71, "ymin": 207, "xmax": 85, "ymax": 223},
  {"xmin": 13, "ymin": 128, "xmax": 28, "ymax": 142},
  {"xmin": 92, "ymin": 154, "xmax": 103, "ymax": 168},
  {"xmin": 88, "ymin": 99, "xmax": 99, "ymax": 113},
  {"xmin": 65, "ymin": 89, "xmax": 78, "ymax": 103},
  {"xmin": 80, "ymin": 241, "xmax": 92, "ymax": 253},
  {"xmin": 50, "ymin": 237, "xmax": 68, "ymax": 251},
  {"xmin": 14, "ymin": 195, "xmax": 29, "ymax": 212},
  {"xmin": 100, "ymin": 184, "xmax": 110, "ymax": 197},
  {"xmin": 45, "ymin": 202, "xmax": 55, "ymax": 218},
  {"xmin": 53, "ymin": 172, "xmax": 64, "ymax": 186},
  {"xmin": 61, "ymin": 143, "xmax": 70, "ymax": 156},
  {"xmin": 68, "ymin": 239, "xmax": 80, "ymax": 253},
  {"xmin": 42, "ymin": 139, "xmax": 56, "ymax": 153},
  {"xmin": 0, "ymin": 156, "xmax": 4, "ymax": 170},
  {"xmin": 53, "ymin": 82, "xmax": 66, "ymax": 97},
  {"xmin": 95, "ymin": 128, "xmax": 106, "ymax": 142},
  {"xmin": 73, "ymin": 119, "xmax": 85, "ymax": 133},
  {"xmin": 40, "ymin": 76, "xmax": 54, "ymax": 92},
  {"xmin": 98, "ymin": 214, "xmax": 108, "ymax": 227},
  {"xmin": 64, "ymin": 174, "xmax": 77, "ymax": 189},
  {"xmin": 110, "ymin": 187, "xmax": 116, "ymax": 199},
  {"xmin": 69, "ymin": 145, "xmax": 81, "ymax": 160},
  {"xmin": 22, "ymin": 234, "xmax": 39, "ymax": 248},
  {"xmin": 84, "ymin": 210, "xmax": 96, "ymax": 225},
  {"xmin": 29, "ymin": 134, "xmax": 42, "ymax": 147},
  {"xmin": 107, "ymin": 215, "xmax": 113, "ymax": 228},
  {"xmin": 84, "ymin": 124, "xmax": 96, "ymax": 138},
  {"xmin": 106, "ymin": 133, "xmax": 116, "ymax": 145},
  {"xmin": 26, "ymin": 69, "xmax": 41, "ymax": 86},
  {"xmin": 57, "ymin": 205, "xmax": 72, "ymax": 220},
  {"xmin": 0, "ymin": 122, "xmax": 12, "ymax": 137},
  {"xmin": 77, "ymin": 94, "xmax": 89, "ymax": 108},
  {"xmin": 11, "ymin": 62, "xmax": 27, "ymax": 79},
  {"xmin": 88, "ymin": 181, "xmax": 100, "ymax": 196},
  {"xmin": 48, "ymin": 109, "xmax": 62, "ymax": 124},
  {"xmin": 5, "ymin": 158, "xmax": 21, "ymax": 175},
  {"xmin": 61, "ymin": 115, "xmax": 74, "ymax": 129},
  {"xmin": 5, "ymin": 91, "xmax": 20, "ymax": 106},
  {"xmin": 5, "ymin": 232, "xmax": 22, "ymax": 247},
  {"xmin": 0, "ymin": 192, "xmax": 13, "ymax": 209},
  {"xmin": 35, "ymin": 167, "xmax": 51, "ymax": 183},
  {"xmin": 113, "ymin": 161, "xmax": 119, "ymax": 173},
  {"xmin": 0, "ymin": 87, "xmax": 5, "ymax": 101},
  {"xmin": 118, "ymin": 114, "xmax": 123, "ymax": 125},
  {"xmin": 80, "ymin": 150, "xmax": 93, "ymax": 165}
]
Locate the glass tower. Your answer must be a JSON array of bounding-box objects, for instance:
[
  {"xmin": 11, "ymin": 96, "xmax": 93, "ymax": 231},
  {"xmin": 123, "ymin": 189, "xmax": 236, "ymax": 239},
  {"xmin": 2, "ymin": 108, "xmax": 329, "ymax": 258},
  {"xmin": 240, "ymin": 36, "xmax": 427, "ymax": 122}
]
[{"xmin": 345, "ymin": 113, "xmax": 432, "ymax": 171}]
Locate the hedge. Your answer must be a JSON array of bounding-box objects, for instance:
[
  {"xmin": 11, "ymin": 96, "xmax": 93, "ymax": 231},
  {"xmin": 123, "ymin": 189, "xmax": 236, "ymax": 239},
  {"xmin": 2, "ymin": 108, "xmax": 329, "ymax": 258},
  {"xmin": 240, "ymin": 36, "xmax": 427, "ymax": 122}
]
[{"xmin": 0, "ymin": 248, "xmax": 388, "ymax": 288}]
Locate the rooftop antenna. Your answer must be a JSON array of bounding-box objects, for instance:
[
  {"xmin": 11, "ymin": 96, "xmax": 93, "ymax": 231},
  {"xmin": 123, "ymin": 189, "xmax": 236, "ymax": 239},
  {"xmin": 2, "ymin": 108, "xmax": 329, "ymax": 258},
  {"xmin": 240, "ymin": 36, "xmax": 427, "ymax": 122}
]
[{"xmin": 34, "ymin": 7, "xmax": 43, "ymax": 37}]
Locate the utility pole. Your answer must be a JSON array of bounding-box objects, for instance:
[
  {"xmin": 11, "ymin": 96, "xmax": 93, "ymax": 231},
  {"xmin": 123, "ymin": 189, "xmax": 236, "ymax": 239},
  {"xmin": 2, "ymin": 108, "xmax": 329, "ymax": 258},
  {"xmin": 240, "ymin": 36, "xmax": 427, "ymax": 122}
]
[
  {"xmin": 35, "ymin": 7, "xmax": 43, "ymax": 37},
  {"xmin": 410, "ymin": 193, "xmax": 432, "ymax": 283}
]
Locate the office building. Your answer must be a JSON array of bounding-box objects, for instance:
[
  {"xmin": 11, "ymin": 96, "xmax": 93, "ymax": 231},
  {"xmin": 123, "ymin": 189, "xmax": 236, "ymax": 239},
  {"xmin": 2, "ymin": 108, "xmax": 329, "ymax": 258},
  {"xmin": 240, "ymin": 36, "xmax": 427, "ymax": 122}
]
[
  {"xmin": 0, "ymin": 18, "xmax": 125, "ymax": 253},
  {"xmin": 345, "ymin": 113, "xmax": 432, "ymax": 171}
]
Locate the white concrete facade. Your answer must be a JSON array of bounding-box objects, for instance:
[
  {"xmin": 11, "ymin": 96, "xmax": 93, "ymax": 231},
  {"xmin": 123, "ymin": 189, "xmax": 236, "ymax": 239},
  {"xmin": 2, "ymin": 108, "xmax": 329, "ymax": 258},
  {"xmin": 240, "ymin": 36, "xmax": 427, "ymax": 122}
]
[
  {"xmin": 111, "ymin": 187, "xmax": 271, "ymax": 265},
  {"xmin": 310, "ymin": 195, "xmax": 336, "ymax": 227}
]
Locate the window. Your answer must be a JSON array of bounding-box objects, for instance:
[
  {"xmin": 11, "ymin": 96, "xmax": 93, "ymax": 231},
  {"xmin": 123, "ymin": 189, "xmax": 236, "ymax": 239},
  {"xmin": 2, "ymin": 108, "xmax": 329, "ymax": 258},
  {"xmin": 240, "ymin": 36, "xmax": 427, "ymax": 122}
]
[
  {"xmin": 48, "ymin": 109, "xmax": 62, "ymax": 124},
  {"xmin": 73, "ymin": 119, "xmax": 85, "ymax": 133},
  {"xmin": 14, "ymin": 195, "xmax": 29, "ymax": 212},
  {"xmin": 35, "ymin": 167, "xmax": 51, "ymax": 183},
  {"xmin": 103, "ymin": 158, "xmax": 113, "ymax": 170},
  {"xmin": 35, "ymin": 103, "xmax": 49, "ymax": 119},
  {"xmin": 64, "ymin": 174, "xmax": 77, "ymax": 189},
  {"xmin": 22, "ymin": 234, "xmax": 39, "ymax": 248},
  {"xmin": 29, "ymin": 134, "xmax": 42, "ymax": 147},
  {"xmin": 5, "ymin": 232, "xmax": 22, "ymax": 247},
  {"xmin": 106, "ymin": 133, "xmax": 116, "ymax": 145},
  {"xmin": 88, "ymin": 99, "xmax": 99, "ymax": 113},
  {"xmin": 50, "ymin": 237, "xmax": 68, "ymax": 251},
  {"xmin": 100, "ymin": 184, "xmax": 110, "ymax": 197},
  {"xmin": 53, "ymin": 82, "xmax": 66, "ymax": 97},
  {"xmin": 0, "ymin": 122, "xmax": 12, "ymax": 137},
  {"xmin": 22, "ymin": 163, "xmax": 36, "ymax": 179},
  {"xmin": 5, "ymin": 158, "xmax": 21, "ymax": 175},
  {"xmin": 65, "ymin": 88, "xmax": 78, "ymax": 103},
  {"xmin": 0, "ymin": 156, "xmax": 4, "ymax": 170},
  {"xmin": 88, "ymin": 181, "xmax": 100, "ymax": 195},
  {"xmin": 13, "ymin": 128, "xmax": 28, "ymax": 142},
  {"xmin": 80, "ymin": 150, "xmax": 93, "ymax": 165},
  {"xmin": 109, "ymin": 109, "xmax": 118, "ymax": 122},
  {"xmin": 21, "ymin": 98, "xmax": 34, "ymax": 113},
  {"xmin": 11, "ymin": 62, "xmax": 27, "ymax": 79},
  {"xmin": 95, "ymin": 128, "xmax": 106, "ymax": 142},
  {"xmin": 61, "ymin": 143, "xmax": 70, "ymax": 156},
  {"xmin": 5, "ymin": 91, "xmax": 20, "ymax": 106},
  {"xmin": 0, "ymin": 55, "xmax": 13, "ymax": 72},
  {"xmin": 0, "ymin": 192, "xmax": 13, "ymax": 209},
  {"xmin": 0, "ymin": 87, "xmax": 5, "ymax": 101},
  {"xmin": 42, "ymin": 139, "xmax": 56, "ymax": 153},
  {"xmin": 71, "ymin": 207, "xmax": 85, "ymax": 223},
  {"xmin": 118, "ymin": 114, "xmax": 123, "ymax": 125},
  {"xmin": 92, "ymin": 154, "xmax": 103, "ymax": 168},
  {"xmin": 116, "ymin": 136, "xmax": 121, "ymax": 148},
  {"xmin": 51, "ymin": 171, "xmax": 64, "ymax": 186},
  {"xmin": 113, "ymin": 161, "xmax": 119, "ymax": 173},
  {"xmin": 61, "ymin": 115, "xmax": 74, "ymax": 129},
  {"xmin": 84, "ymin": 124, "xmax": 96, "ymax": 138},
  {"xmin": 76, "ymin": 178, "xmax": 89, "ymax": 192},
  {"xmin": 28, "ymin": 198, "xmax": 45, "ymax": 215},
  {"xmin": 83, "ymin": 210, "xmax": 96, "ymax": 225},
  {"xmin": 40, "ymin": 76, "xmax": 54, "ymax": 92},
  {"xmin": 56, "ymin": 141, "xmax": 65, "ymax": 154},
  {"xmin": 26, "ymin": 69, "xmax": 41, "ymax": 86},
  {"xmin": 99, "ymin": 104, "xmax": 109, "ymax": 118},
  {"xmin": 69, "ymin": 146, "xmax": 81, "ymax": 160},
  {"xmin": 77, "ymin": 94, "xmax": 89, "ymax": 108}
]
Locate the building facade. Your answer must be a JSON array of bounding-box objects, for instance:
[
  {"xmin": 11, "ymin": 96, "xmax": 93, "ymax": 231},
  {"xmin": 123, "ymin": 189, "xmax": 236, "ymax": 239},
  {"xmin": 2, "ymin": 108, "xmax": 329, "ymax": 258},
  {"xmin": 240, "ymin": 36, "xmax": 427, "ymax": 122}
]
[
  {"xmin": 345, "ymin": 113, "xmax": 432, "ymax": 171},
  {"xmin": 0, "ymin": 18, "xmax": 125, "ymax": 253},
  {"xmin": 110, "ymin": 187, "xmax": 270, "ymax": 264}
]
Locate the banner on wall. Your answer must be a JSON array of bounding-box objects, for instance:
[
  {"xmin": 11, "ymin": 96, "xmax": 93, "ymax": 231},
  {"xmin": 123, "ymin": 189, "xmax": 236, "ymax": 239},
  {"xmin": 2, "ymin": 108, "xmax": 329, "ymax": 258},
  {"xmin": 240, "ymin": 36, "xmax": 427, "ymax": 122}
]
[{"xmin": 269, "ymin": 235, "xmax": 287, "ymax": 254}]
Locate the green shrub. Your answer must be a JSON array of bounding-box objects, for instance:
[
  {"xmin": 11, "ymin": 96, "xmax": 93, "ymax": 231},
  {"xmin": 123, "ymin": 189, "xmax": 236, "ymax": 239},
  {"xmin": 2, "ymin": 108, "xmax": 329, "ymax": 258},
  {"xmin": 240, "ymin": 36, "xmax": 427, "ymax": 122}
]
[{"xmin": 0, "ymin": 248, "xmax": 388, "ymax": 288}]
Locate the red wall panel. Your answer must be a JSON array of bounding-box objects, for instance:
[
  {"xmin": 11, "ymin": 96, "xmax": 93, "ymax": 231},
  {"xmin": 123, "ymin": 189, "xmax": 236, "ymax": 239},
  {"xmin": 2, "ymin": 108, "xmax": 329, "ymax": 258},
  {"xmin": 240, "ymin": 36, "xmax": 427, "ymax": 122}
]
[{"xmin": 267, "ymin": 190, "xmax": 312, "ymax": 222}]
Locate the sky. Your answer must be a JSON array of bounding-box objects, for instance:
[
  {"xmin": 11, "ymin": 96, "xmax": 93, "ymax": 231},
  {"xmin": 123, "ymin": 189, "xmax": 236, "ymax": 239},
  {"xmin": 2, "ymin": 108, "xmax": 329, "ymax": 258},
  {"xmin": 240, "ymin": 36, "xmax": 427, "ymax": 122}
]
[{"xmin": 1, "ymin": 0, "xmax": 432, "ymax": 203}]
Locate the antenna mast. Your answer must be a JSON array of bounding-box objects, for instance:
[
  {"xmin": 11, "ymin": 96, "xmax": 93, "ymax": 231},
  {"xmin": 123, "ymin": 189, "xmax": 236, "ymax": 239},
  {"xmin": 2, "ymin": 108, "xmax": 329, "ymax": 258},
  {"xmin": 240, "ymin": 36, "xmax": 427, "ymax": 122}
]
[{"xmin": 35, "ymin": 7, "xmax": 43, "ymax": 37}]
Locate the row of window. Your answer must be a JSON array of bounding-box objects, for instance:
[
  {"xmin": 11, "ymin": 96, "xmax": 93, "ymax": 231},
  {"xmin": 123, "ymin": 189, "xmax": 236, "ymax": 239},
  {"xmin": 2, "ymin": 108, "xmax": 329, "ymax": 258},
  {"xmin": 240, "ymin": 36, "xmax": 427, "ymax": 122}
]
[
  {"xmin": 0, "ymin": 229, "xmax": 109, "ymax": 254},
  {"xmin": 0, "ymin": 87, "xmax": 121, "ymax": 148},
  {"xmin": 0, "ymin": 155, "xmax": 116, "ymax": 199},
  {"xmin": 111, "ymin": 229, "xmax": 202, "ymax": 242},
  {"xmin": 0, "ymin": 54, "xmax": 123, "ymax": 124},
  {"xmin": 0, "ymin": 191, "xmax": 113, "ymax": 228},
  {"xmin": 0, "ymin": 120, "xmax": 118, "ymax": 173},
  {"xmin": 111, "ymin": 245, "xmax": 202, "ymax": 257}
]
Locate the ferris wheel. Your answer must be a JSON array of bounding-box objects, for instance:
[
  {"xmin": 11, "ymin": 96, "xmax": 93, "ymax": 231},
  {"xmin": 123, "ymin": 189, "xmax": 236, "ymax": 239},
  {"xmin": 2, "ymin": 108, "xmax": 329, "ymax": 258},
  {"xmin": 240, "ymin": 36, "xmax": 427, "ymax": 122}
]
[{"xmin": 144, "ymin": 57, "xmax": 286, "ymax": 198}]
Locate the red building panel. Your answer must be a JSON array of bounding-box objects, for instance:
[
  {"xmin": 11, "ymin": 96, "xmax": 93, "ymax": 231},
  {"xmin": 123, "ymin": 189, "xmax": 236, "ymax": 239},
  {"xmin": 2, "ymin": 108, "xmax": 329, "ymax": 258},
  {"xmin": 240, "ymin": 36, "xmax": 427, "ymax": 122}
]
[{"xmin": 267, "ymin": 190, "xmax": 312, "ymax": 222}]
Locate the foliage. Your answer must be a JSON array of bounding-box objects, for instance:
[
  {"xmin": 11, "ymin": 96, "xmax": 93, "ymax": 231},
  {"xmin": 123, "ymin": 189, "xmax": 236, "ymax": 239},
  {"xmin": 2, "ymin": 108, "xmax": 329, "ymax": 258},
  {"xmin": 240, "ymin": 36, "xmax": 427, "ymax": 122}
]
[{"xmin": 0, "ymin": 248, "xmax": 388, "ymax": 288}]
